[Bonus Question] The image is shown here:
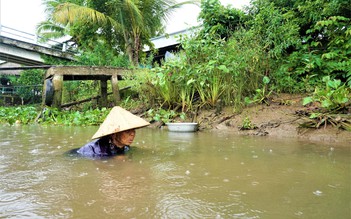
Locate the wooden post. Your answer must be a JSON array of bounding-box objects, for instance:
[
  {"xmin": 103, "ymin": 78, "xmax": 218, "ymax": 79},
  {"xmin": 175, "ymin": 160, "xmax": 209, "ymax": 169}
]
[
  {"xmin": 100, "ymin": 79, "xmax": 108, "ymax": 107},
  {"xmin": 52, "ymin": 75, "xmax": 63, "ymax": 109},
  {"xmin": 42, "ymin": 78, "xmax": 48, "ymax": 106},
  {"xmin": 111, "ymin": 73, "xmax": 120, "ymax": 106}
]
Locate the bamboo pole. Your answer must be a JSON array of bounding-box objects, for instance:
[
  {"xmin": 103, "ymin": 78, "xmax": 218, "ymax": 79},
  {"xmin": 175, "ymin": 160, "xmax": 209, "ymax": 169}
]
[{"xmin": 61, "ymin": 86, "xmax": 131, "ymax": 108}]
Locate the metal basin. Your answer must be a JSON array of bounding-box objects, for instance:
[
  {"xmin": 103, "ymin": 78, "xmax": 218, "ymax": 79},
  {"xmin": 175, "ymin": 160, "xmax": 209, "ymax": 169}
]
[{"xmin": 165, "ymin": 122, "xmax": 198, "ymax": 132}]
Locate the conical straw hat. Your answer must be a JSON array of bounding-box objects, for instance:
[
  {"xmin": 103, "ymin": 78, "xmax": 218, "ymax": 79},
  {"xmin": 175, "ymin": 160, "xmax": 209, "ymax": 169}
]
[{"xmin": 92, "ymin": 106, "xmax": 150, "ymax": 139}]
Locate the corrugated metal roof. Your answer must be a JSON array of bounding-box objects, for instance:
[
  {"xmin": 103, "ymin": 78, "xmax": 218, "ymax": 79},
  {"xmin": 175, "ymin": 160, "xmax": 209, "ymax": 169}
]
[{"xmin": 144, "ymin": 27, "xmax": 200, "ymax": 52}]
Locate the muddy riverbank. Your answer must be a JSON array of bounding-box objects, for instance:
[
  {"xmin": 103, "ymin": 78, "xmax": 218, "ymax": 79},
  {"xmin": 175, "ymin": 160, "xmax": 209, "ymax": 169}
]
[
  {"xmin": 197, "ymin": 94, "xmax": 351, "ymax": 146},
  {"xmin": 147, "ymin": 94, "xmax": 351, "ymax": 146}
]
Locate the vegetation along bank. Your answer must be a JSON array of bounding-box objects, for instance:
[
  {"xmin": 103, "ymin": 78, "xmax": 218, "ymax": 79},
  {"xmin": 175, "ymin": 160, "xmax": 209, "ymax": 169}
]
[{"xmin": 0, "ymin": 0, "xmax": 350, "ymax": 145}]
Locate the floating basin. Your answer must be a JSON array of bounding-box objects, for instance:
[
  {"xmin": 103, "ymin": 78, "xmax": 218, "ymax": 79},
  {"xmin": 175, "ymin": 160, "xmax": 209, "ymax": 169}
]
[{"xmin": 165, "ymin": 122, "xmax": 198, "ymax": 132}]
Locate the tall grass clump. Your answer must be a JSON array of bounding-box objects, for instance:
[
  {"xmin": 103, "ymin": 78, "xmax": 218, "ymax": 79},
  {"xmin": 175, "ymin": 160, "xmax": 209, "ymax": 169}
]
[{"xmin": 143, "ymin": 53, "xmax": 196, "ymax": 111}]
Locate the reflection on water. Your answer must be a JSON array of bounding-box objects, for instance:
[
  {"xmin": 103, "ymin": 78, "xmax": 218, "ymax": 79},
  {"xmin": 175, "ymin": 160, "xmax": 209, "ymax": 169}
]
[{"xmin": 0, "ymin": 125, "xmax": 350, "ymax": 218}]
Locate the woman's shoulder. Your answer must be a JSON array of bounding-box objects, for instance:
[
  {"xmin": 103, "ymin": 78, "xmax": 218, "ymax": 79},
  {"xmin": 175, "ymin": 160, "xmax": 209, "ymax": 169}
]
[{"xmin": 76, "ymin": 139, "xmax": 105, "ymax": 156}]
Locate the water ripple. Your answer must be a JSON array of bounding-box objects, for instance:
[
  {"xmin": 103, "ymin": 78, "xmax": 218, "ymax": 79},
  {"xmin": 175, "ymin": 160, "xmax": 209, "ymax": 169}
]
[{"xmin": 0, "ymin": 192, "xmax": 24, "ymax": 203}]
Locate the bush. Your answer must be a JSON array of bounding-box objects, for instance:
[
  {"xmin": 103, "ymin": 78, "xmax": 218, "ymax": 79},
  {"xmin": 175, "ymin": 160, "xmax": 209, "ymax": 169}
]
[{"xmin": 15, "ymin": 70, "xmax": 44, "ymax": 104}]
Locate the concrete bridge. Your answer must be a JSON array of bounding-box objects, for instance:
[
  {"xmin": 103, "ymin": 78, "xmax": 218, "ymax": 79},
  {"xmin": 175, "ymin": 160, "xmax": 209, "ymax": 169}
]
[
  {"xmin": 0, "ymin": 25, "xmax": 76, "ymax": 66},
  {"xmin": 0, "ymin": 25, "xmax": 198, "ymax": 67}
]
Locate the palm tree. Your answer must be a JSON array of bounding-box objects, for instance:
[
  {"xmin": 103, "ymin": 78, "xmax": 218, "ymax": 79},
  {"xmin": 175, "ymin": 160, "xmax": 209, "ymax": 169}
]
[
  {"xmin": 38, "ymin": 0, "xmax": 199, "ymax": 66},
  {"xmin": 36, "ymin": 0, "xmax": 66, "ymax": 40}
]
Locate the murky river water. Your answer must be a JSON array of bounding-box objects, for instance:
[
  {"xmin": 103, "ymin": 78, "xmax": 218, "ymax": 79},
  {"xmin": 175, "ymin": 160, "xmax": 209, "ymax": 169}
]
[{"xmin": 0, "ymin": 125, "xmax": 350, "ymax": 219}]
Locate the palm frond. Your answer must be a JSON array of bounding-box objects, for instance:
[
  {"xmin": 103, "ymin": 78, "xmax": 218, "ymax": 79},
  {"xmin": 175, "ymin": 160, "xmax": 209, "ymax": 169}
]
[{"xmin": 53, "ymin": 2, "xmax": 121, "ymax": 30}]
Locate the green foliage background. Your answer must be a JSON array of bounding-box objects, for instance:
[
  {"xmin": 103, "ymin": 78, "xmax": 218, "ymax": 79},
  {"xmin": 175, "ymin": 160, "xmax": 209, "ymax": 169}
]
[
  {"xmin": 16, "ymin": 70, "xmax": 45, "ymax": 104},
  {"xmin": 142, "ymin": 0, "xmax": 350, "ymax": 115}
]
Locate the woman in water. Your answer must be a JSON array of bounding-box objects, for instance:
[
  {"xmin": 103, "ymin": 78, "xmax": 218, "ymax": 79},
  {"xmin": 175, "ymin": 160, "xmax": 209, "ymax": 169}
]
[{"xmin": 76, "ymin": 106, "xmax": 150, "ymax": 157}]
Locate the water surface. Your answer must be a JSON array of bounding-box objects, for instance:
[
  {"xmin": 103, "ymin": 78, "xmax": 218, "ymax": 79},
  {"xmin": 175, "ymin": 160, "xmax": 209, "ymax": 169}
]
[{"xmin": 0, "ymin": 125, "xmax": 350, "ymax": 218}]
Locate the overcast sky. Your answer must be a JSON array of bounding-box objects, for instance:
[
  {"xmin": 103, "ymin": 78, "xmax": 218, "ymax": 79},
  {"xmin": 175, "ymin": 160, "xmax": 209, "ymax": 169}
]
[{"xmin": 0, "ymin": 0, "xmax": 250, "ymax": 35}]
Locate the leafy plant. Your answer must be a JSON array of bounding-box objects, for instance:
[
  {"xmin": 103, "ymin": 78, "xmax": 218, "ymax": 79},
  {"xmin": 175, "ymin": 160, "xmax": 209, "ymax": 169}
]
[
  {"xmin": 0, "ymin": 106, "xmax": 38, "ymax": 125},
  {"xmin": 303, "ymin": 76, "xmax": 351, "ymax": 113},
  {"xmin": 0, "ymin": 106, "xmax": 113, "ymax": 126},
  {"xmin": 239, "ymin": 116, "xmax": 257, "ymax": 130},
  {"xmin": 245, "ymin": 76, "xmax": 273, "ymax": 105},
  {"xmin": 148, "ymin": 52, "xmax": 197, "ymax": 111},
  {"xmin": 147, "ymin": 108, "xmax": 186, "ymax": 124},
  {"xmin": 300, "ymin": 76, "xmax": 351, "ymax": 131}
]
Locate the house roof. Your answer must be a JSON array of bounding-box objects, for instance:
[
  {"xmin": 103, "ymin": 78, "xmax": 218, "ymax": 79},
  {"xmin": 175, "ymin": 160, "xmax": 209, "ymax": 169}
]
[{"xmin": 0, "ymin": 62, "xmax": 22, "ymax": 76}]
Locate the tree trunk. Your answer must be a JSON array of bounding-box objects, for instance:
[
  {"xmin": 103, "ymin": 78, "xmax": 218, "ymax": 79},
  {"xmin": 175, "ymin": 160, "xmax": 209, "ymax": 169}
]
[
  {"xmin": 133, "ymin": 35, "xmax": 140, "ymax": 66},
  {"xmin": 125, "ymin": 34, "xmax": 141, "ymax": 66},
  {"xmin": 126, "ymin": 43, "xmax": 135, "ymax": 66}
]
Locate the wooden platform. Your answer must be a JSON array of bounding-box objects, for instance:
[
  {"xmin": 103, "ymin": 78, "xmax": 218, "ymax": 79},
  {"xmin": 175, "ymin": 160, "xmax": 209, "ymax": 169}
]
[
  {"xmin": 45, "ymin": 66, "xmax": 125, "ymax": 81},
  {"xmin": 43, "ymin": 66, "xmax": 130, "ymax": 108}
]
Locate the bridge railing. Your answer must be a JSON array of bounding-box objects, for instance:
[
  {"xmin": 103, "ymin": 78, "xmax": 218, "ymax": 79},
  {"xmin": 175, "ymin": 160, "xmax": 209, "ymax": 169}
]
[
  {"xmin": 0, "ymin": 25, "xmax": 76, "ymax": 54},
  {"xmin": 0, "ymin": 85, "xmax": 42, "ymax": 96}
]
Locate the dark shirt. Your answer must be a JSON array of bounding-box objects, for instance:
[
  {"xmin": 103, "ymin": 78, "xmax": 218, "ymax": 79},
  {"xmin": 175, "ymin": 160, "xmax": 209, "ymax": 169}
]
[{"xmin": 76, "ymin": 136, "xmax": 130, "ymax": 157}]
